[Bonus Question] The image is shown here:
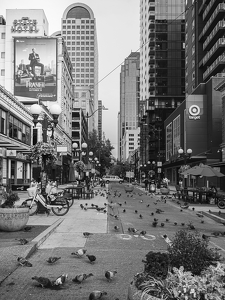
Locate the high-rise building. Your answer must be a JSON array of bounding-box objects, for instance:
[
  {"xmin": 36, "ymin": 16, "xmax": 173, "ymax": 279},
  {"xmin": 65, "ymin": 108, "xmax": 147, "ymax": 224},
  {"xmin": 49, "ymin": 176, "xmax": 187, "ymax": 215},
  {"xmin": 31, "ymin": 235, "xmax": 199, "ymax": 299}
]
[
  {"xmin": 119, "ymin": 52, "xmax": 140, "ymax": 161},
  {"xmin": 186, "ymin": 0, "xmax": 225, "ymax": 94},
  {"xmin": 61, "ymin": 3, "xmax": 99, "ymax": 145},
  {"xmin": 139, "ymin": 0, "xmax": 186, "ymax": 166}
]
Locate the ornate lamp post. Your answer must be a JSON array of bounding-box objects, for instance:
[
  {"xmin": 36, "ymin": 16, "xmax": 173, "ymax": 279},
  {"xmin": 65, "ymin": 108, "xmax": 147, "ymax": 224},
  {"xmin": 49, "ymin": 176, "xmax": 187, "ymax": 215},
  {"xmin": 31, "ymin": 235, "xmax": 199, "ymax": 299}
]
[
  {"xmin": 30, "ymin": 103, "xmax": 61, "ymax": 196},
  {"xmin": 178, "ymin": 148, "xmax": 192, "ymax": 195}
]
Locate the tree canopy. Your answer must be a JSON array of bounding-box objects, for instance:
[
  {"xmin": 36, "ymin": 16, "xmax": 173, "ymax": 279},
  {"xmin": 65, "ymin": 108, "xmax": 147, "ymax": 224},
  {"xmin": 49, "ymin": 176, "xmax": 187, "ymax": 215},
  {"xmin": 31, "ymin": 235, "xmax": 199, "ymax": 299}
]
[{"xmin": 88, "ymin": 129, "xmax": 114, "ymax": 175}]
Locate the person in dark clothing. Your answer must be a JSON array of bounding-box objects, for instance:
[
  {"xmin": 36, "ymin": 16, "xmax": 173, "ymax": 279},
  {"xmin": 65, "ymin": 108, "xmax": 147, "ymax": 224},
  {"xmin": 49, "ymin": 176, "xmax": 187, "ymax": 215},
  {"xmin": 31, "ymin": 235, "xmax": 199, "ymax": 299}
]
[
  {"xmin": 144, "ymin": 178, "xmax": 149, "ymax": 191},
  {"xmin": 28, "ymin": 48, "xmax": 44, "ymax": 76}
]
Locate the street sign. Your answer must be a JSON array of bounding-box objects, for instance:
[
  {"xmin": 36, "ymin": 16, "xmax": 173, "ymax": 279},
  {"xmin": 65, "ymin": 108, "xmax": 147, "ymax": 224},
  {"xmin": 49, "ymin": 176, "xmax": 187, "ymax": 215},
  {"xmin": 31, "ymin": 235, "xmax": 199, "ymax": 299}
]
[
  {"xmin": 126, "ymin": 171, "xmax": 134, "ymax": 178},
  {"xmin": 57, "ymin": 146, "xmax": 67, "ymax": 152}
]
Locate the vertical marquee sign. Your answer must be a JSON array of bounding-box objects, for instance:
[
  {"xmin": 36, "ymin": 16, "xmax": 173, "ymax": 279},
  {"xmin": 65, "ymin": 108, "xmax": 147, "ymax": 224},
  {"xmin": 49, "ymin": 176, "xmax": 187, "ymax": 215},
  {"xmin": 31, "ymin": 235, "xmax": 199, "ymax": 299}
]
[{"xmin": 14, "ymin": 37, "xmax": 57, "ymax": 101}]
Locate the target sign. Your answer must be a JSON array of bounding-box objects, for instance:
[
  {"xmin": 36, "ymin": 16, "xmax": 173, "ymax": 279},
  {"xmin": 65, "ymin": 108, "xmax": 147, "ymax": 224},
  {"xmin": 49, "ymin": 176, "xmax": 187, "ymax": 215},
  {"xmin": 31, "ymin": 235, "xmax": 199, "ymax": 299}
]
[{"xmin": 189, "ymin": 105, "xmax": 200, "ymax": 116}]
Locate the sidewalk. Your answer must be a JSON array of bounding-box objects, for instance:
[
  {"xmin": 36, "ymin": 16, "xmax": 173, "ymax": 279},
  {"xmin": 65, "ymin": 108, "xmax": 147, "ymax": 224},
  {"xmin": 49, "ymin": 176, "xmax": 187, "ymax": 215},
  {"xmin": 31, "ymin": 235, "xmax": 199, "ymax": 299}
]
[{"xmin": 0, "ymin": 185, "xmax": 107, "ymax": 284}]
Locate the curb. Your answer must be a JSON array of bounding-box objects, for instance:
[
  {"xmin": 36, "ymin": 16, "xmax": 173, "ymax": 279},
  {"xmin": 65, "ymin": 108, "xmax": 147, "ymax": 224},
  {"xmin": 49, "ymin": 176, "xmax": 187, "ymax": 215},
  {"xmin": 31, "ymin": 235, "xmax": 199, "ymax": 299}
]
[
  {"xmin": 24, "ymin": 218, "xmax": 64, "ymax": 259},
  {"xmin": 201, "ymin": 212, "xmax": 225, "ymax": 224}
]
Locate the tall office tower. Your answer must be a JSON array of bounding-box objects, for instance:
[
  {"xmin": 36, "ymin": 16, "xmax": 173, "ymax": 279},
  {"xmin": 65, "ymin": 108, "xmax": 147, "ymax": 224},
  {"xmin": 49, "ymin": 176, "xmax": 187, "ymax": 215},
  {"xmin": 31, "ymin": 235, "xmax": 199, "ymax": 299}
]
[
  {"xmin": 62, "ymin": 3, "xmax": 99, "ymax": 143},
  {"xmin": 119, "ymin": 52, "xmax": 140, "ymax": 161},
  {"xmin": 139, "ymin": 0, "xmax": 185, "ymax": 164},
  {"xmin": 186, "ymin": 0, "xmax": 225, "ymax": 94}
]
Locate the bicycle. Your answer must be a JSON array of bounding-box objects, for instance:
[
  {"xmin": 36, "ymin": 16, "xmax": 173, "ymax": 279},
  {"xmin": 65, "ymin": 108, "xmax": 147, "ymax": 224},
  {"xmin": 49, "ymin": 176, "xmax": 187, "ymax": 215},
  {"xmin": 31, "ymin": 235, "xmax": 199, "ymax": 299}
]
[{"xmin": 23, "ymin": 185, "xmax": 70, "ymax": 216}]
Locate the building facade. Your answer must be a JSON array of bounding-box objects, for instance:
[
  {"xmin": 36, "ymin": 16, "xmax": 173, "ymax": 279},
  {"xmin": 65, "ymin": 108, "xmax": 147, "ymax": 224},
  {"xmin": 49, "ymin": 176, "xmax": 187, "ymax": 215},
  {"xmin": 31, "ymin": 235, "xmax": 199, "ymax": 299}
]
[
  {"xmin": 0, "ymin": 10, "xmax": 73, "ymax": 184},
  {"xmin": 119, "ymin": 52, "xmax": 140, "ymax": 161},
  {"xmin": 61, "ymin": 3, "xmax": 99, "ymax": 139},
  {"xmin": 139, "ymin": 0, "xmax": 186, "ymax": 170},
  {"xmin": 185, "ymin": 0, "xmax": 225, "ymax": 94}
]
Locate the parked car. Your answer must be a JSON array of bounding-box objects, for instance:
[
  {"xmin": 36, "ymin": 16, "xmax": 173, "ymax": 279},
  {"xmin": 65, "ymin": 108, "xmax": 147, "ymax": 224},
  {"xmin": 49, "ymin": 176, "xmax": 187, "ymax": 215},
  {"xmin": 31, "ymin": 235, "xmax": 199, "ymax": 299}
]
[{"xmin": 102, "ymin": 175, "xmax": 124, "ymax": 184}]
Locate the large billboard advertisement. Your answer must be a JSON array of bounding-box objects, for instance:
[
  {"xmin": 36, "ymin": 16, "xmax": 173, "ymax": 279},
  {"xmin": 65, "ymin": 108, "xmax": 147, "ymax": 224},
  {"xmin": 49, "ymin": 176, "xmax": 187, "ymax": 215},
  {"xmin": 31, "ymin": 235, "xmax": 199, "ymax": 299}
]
[{"xmin": 14, "ymin": 38, "xmax": 57, "ymax": 101}]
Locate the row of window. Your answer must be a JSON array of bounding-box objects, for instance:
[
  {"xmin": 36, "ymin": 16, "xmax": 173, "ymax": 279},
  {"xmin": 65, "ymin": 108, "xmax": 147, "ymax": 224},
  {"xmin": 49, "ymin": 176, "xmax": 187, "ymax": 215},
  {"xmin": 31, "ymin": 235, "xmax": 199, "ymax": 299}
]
[
  {"xmin": 62, "ymin": 25, "xmax": 94, "ymax": 29},
  {"xmin": 63, "ymin": 35, "xmax": 95, "ymax": 40},
  {"xmin": 62, "ymin": 30, "xmax": 94, "ymax": 35},
  {"xmin": 67, "ymin": 47, "xmax": 94, "ymax": 51},
  {"xmin": 62, "ymin": 19, "xmax": 94, "ymax": 24},
  {"xmin": 9, "ymin": 115, "xmax": 31, "ymax": 145},
  {"xmin": 75, "ymin": 79, "xmax": 94, "ymax": 83},
  {"xmin": 0, "ymin": 109, "xmax": 31, "ymax": 145},
  {"xmin": 67, "ymin": 41, "xmax": 94, "ymax": 45},
  {"xmin": 74, "ymin": 74, "xmax": 94, "ymax": 77},
  {"xmin": 68, "ymin": 52, "xmax": 94, "ymax": 56}
]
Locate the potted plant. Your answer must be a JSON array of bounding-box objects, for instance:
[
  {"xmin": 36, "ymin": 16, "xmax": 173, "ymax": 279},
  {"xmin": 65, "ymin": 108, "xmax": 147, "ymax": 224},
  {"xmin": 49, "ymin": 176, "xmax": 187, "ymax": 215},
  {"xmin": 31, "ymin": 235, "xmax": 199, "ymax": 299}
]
[
  {"xmin": 0, "ymin": 189, "xmax": 29, "ymax": 232},
  {"xmin": 128, "ymin": 229, "xmax": 224, "ymax": 300}
]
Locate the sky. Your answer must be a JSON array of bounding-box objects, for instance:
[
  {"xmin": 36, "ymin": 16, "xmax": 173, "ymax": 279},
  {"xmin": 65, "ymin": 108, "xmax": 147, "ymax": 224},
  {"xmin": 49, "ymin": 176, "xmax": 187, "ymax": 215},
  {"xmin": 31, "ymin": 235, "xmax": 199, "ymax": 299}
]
[{"xmin": 1, "ymin": 0, "xmax": 140, "ymax": 158}]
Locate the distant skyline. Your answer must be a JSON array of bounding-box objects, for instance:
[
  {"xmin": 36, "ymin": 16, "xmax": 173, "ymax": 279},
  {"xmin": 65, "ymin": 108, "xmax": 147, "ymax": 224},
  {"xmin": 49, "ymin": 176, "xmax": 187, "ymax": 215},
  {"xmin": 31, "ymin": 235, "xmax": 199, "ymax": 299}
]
[{"xmin": 1, "ymin": 0, "xmax": 140, "ymax": 158}]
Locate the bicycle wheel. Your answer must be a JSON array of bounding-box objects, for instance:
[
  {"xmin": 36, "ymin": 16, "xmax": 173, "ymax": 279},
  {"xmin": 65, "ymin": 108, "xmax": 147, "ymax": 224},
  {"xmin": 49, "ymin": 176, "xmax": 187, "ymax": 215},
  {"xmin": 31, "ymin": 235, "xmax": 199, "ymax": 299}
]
[
  {"xmin": 217, "ymin": 198, "xmax": 225, "ymax": 209},
  {"xmin": 51, "ymin": 199, "xmax": 69, "ymax": 216},
  {"xmin": 65, "ymin": 197, "xmax": 74, "ymax": 207},
  {"xmin": 23, "ymin": 199, "xmax": 38, "ymax": 216}
]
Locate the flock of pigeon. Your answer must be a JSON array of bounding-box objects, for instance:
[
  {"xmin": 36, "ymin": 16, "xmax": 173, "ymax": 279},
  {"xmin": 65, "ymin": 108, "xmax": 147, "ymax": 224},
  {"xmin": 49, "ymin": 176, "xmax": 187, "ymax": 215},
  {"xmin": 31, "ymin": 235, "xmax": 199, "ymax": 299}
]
[
  {"xmin": 13, "ymin": 186, "xmax": 225, "ymax": 299},
  {"xmin": 17, "ymin": 245, "xmax": 117, "ymax": 299}
]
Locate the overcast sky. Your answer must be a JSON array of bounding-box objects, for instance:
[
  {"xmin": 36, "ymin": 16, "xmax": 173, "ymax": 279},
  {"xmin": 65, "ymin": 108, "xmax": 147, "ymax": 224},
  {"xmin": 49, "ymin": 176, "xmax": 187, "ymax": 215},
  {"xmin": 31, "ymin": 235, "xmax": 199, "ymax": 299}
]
[{"xmin": 1, "ymin": 0, "xmax": 140, "ymax": 158}]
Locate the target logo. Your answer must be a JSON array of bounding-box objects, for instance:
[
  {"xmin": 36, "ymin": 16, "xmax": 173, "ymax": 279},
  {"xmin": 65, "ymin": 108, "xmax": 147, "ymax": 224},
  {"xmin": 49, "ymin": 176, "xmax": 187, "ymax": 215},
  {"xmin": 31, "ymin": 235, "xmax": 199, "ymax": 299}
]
[{"xmin": 189, "ymin": 105, "xmax": 200, "ymax": 120}]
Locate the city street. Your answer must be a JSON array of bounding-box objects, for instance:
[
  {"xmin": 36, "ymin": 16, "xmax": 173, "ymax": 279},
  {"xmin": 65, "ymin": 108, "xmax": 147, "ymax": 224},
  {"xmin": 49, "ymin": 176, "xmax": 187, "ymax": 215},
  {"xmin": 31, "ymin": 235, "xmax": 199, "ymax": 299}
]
[{"xmin": 1, "ymin": 183, "xmax": 225, "ymax": 300}]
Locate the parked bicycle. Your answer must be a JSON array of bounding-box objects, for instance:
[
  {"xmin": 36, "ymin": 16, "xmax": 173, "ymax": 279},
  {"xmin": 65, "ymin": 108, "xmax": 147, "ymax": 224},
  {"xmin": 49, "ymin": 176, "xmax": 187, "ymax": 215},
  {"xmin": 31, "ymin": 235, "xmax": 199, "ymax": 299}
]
[{"xmin": 23, "ymin": 185, "xmax": 70, "ymax": 216}]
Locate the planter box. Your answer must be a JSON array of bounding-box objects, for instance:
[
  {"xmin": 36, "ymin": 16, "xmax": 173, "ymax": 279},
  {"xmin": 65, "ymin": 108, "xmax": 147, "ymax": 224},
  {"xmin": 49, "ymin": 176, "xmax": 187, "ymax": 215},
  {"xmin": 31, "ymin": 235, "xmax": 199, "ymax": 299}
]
[
  {"xmin": 0, "ymin": 207, "xmax": 29, "ymax": 232},
  {"xmin": 160, "ymin": 187, "xmax": 170, "ymax": 195},
  {"xmin": 125, "ymin": 185, "xmax": 134, "ymax": 193},
  {"xmin": 128, "ymin": 280, "xmax": 160, "ymax": 300}
]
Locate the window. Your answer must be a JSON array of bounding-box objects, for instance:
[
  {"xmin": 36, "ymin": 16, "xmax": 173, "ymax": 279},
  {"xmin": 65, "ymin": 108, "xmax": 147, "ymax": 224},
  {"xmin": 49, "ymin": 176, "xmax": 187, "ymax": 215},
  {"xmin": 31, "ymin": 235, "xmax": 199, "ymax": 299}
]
[
  {"xmin": 1, "ymin": 52, "xmax": 5, "ymax": 59},
  {"xmin": 1, "ymin": 33, "xmax": 5, "ymax": 39},
  {"xmin": 1, "ymin": 69, "xmax": 5, "ymax": 76},
  {"xmin": 9, "ymin": 115, "xmax": 31, "ymax": 145},
  {"xmin": 0, "ymin": 110, "xmax": 6, "ymax": 134}
]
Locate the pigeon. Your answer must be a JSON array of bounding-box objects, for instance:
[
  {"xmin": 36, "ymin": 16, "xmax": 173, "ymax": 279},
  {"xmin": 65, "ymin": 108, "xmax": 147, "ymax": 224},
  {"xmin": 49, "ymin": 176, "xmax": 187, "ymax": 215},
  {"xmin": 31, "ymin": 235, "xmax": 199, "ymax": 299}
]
[
  {"xmin": 105, "ymin": 270, "xmax": 117, "ymax": 281},
  {"xmin": 71, "ymin": 249, "xmax": 87, "ymax": 257},
  {"xmin": 128, "ymin": 227, "xmax": 138, "ymax": 233},
  {"xmin": 32, "ymin": 276, "xmax": 53, "ymax": 288},
  {"xmin": 166, "ymin": 219, "xmax": 170, "ymax": 222},
  {"xmin": 114, "ymin": 225, "xmax": 119, "ymax": 231},
  {"xmin": 152, "ymin": 221, "xmax": 158, "ymax": 227},
  {"xmin": 16, "ymin": 238, "xmax": 28, "ymax": 245},
  {"xmin": 86, "ymin": 254, "xmax": 96, "ymax": 263},
  {"xmin": 161, "ymin": 222, "xmax": 165, "ymax": 227},
  {"xmin": 135, "ymin": 210, "xmax": 138, "ymax": 214},
  {"xmin": 46, "ymin": 257, "xmax": 61, "ymax": 264},
  {"xmin": 83, "ymin": 232, "xmax": 93, "ymax": 238},
  {"xmin": 89, "ymin": 290, "xmax": 107, "ymax": 300},
  {"xmin": 202, "ymin": 234, "xmax": 210, "ymax": 240},
  {"xmin": 80, "ymin": 204, "xmax": 84, "ymax": 209},
  {"xmin": 140, "ymin": 230, "xmax": 146, "ymax": 235},
  {"xmin": 122, "ymin": 209, "xmax": 126, "ymax": 213},
  {"xmin": 72, "ymin": 273, "xmax": 93, "ymax": 283},
  {"xmin": 17, "ymin": 257, "xmax": 32, "ymax": 267},
  {"xmin": 139, "ymin": 214, "xmax": 143, "ymax": 219},
  {"xmin": 52, "ymin": 274, "xmax": 68, "ymax": 286},
  {"xmin": 23, "ymin": 226, "xmax": 32, "ymax": 232}
]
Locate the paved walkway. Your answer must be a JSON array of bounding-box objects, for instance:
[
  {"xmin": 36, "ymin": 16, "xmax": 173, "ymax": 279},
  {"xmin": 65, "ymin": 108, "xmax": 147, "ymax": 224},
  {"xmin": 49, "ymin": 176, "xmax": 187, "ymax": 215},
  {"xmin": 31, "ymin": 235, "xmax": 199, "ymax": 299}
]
[{"xmin": 1, "ymin": 184, "xmax": 225, "ymax": 286}]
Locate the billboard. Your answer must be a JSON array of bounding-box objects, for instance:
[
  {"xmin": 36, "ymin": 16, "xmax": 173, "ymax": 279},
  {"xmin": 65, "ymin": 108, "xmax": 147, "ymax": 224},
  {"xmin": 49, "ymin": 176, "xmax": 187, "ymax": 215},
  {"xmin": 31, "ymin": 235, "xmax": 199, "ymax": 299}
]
[{"xmin": 14, "ymin": 38, "xmax": 57, "ymax": 101}]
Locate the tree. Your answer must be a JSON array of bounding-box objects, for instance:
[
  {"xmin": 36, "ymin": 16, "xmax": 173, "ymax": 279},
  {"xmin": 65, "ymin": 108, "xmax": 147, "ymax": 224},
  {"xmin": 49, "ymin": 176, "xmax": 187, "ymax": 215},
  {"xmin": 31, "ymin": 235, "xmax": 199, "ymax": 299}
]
[{"xmin": 88, "ymin": 129, "xmax": 114, "ymax": 175}]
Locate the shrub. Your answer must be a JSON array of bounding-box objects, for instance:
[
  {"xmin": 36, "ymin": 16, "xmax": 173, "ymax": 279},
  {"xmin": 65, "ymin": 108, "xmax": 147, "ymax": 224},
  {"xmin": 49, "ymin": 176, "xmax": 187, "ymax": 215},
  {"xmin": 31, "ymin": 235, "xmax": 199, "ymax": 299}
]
[
  {"xmin": 168, "ymin": 229, "xmax": 221, "ymax": 275},
  {"xmin": 143, "ymin": 251, "xmax": 169, "ymax": 279}
]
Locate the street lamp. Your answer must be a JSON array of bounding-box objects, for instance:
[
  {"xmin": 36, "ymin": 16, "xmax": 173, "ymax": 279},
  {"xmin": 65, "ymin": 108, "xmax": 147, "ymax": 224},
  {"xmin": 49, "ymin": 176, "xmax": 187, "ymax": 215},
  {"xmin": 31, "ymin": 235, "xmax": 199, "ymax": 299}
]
[
  {"xmin": 30, "ymin": 102, "xmax": 61, "ymax": 193},
  {"xmin": 30, "ymin": 103, "xmax": 62, "ymax": 142},
  {"xmin": 178, "ymin": 148, "xmax": 192, "ymax": 195}
]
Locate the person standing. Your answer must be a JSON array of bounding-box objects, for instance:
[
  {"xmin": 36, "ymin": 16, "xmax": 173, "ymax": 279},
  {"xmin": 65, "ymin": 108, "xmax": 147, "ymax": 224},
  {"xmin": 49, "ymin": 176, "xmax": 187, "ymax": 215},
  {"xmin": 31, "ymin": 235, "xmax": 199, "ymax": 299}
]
[{"xmin": 144, "ymin": 178, "xmax": 149, "ymax": 191}]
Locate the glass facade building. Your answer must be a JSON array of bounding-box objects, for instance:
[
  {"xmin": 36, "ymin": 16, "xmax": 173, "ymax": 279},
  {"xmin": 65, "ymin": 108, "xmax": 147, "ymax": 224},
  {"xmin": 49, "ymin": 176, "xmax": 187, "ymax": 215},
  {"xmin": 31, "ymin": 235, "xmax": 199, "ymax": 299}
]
[{"xmin": 140, "ymin": 0, "xmax": 186, "ymax": 165}]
